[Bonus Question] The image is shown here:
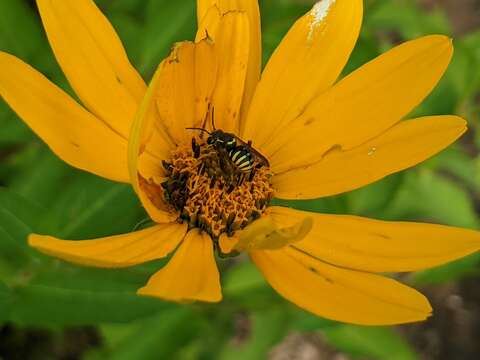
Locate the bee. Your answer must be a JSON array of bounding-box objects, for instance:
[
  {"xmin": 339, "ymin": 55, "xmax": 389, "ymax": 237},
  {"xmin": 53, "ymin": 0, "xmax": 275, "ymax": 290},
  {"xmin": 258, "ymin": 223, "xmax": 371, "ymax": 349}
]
[
  {"xmin": 186, "ymin": 106, "xmax": 269, "ymax": 184},
  {"xmin": 187, "ymin": 126, "xmax": 269, "ymax": 174}
]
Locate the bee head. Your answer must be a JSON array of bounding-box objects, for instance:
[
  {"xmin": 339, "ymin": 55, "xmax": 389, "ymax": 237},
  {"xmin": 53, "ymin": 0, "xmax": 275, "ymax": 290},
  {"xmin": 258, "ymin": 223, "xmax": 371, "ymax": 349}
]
[{"xmin": 208, "ymin": 130, "xmax": 236, "ymax": 150}]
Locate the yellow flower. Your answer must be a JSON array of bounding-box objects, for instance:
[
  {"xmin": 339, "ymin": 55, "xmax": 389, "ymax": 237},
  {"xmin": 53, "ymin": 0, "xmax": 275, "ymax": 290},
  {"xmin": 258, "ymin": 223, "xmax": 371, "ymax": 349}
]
[{"xmin": 1, "ymin": 0, "xmax": 479, "ymax": 325}]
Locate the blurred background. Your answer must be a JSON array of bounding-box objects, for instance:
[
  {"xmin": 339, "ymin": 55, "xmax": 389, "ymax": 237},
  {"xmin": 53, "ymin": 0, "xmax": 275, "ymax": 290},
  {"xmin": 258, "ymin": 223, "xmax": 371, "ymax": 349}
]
[{"xmin": 1, "ymin": 0, "xmax": 480, "ymax": 359}]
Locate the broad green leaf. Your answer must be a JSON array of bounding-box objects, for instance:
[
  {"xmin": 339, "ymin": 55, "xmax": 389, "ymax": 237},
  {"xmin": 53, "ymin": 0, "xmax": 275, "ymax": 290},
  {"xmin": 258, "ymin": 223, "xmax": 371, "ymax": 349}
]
[
  {"xmin": 323, "ymin": 325, "xmax": 418, "ymax": 360},
  {"xmin": 429, "ymin": 147, "xmax": 480, "ymax": 191},
  {"xmin": 139, "ymin": 0, "xmax": 195, "ymax": 77},
  {"xmin": 0, "ymin": 103, "xmax": 33, "ymax": 145},
  {"xmin": 7, "ymin": 284, "xmax": 170, "ymax": 326},
  {"xmin": 108, "ymin": 12, "xmax": 144, "ymax": 69},
  {"xmin": 385, "ymin": 170, "xmax": 479, "ymax": 228},
  {"xmin": 29, "ymin": 262, "xmax": 155, "ymax": 294},
  {"xmin": 0, "ymin": 189, "xmax": 44, "ymax": 266},
  {"xmin": 9, "ymin": 145, "xmax": 71, "ymax": 207},
  {"xmin": 0, "ymin": 0, "xmax": 46, "ymax": 60},
  {"xmin": 346, "ymin": 173, "xmax": 404, "ymax": 217},
  {"xmin": 37, "ymin": 172, "xmax": 143, "ymax": 240}
]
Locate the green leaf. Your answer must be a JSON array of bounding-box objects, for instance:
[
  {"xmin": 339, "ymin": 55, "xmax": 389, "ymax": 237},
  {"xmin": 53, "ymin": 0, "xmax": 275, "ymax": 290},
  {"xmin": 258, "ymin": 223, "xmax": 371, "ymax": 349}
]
[
  {"xmin": 323, "ymin": 325, "xmax": 419, "ymax": 360},
  {"xmin": 346, "ymin": 173, "xmax": 404, "ymax": 217},
  {"xmin": 9, "ymin": 145, "xmax": 71, "ymax": 207},
  {"xmin": 108, "ymin": 12, "xmax": 144, "ymax": 68},
  {"xmin": 430, "ymin": 147, "xmax": 480, "ymax": 191},
  {"xmin": 0, "ymin": 0, "xmax": 46, "ymax": 60},
  {"xmin": 139, "ymin": 0, "xmax": 196, "ymax": 77},
  {"xmin": 37, "ymin": 172, "xmax": 143, "ymax": 240},
  {"xmin": 0, "ymin": 189, "xmax": 44, "ymax": 266},
  {"xmin": 385, "ymin": 169, "xmax": 479, "ymax": 228},
  {"xmin": 0, "ymin": 103, "xmax": 33, "ymax": 145},
  {"xmin": 7, "ymin": 284, "xmax": 170, "ymax": 326}
]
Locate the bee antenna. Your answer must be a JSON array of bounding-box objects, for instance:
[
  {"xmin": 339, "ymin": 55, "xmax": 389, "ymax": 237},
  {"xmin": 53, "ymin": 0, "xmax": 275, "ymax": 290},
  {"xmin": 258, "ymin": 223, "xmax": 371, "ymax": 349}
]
[
  {"xmin": 185, "ymin": 127, "xmax": 211, "ymax": 135},
  {"xmin": 211, "ymin": 107, "xmax": 216, "ymax": 130}
]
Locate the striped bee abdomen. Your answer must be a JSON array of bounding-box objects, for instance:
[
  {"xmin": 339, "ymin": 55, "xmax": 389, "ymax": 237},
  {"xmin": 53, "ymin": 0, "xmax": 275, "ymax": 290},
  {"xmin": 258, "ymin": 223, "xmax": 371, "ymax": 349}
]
[{"xmin": 229, "ymin": 145, "xmax": 254, "ymax": 173}]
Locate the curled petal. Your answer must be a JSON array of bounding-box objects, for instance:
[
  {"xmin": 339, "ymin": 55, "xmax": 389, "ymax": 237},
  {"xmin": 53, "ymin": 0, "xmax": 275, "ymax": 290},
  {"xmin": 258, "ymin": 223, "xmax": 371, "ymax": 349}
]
[
  {"xmin": 230, "ymin": 214, "xmax": 312, "ymax": 252},
  {"xmin": 138, "ymin": 229, "xmax": 222, "ymax": 302},
  {"xmin": 29, "ymin": 223, "xmax": 187, "ymax": 268},
  {"xmin": 128, "ymin": 59, "xmax": 177, "ymax": 223}
]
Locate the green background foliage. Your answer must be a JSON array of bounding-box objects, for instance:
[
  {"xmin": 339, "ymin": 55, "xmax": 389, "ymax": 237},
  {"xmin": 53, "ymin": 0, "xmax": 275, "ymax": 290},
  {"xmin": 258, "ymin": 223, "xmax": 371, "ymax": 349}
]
[{"xmin": 1, "ymin": 0, "xmax": 480, "ymax": 358}]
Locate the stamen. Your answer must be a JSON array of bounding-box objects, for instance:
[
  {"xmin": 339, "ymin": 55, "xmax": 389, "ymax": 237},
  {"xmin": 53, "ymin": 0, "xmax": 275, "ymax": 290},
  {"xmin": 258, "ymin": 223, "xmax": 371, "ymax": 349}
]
[{"xmin": 152, "ymin": 137, "xmax": 274, "ymax": 241}]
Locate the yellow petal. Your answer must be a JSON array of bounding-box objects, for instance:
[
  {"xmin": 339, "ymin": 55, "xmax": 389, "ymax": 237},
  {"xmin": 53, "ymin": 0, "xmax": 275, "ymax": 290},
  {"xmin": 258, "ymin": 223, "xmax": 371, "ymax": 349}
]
[
  {"xmin": 138, "ymin": 229, "xmax": 222, "ymax": 303},
  {"xmin": 268, "ymin": 35, "xmax": 453, "ymax": 172},
  {"xmin": 28, "ymin": 223, "xmax": 187, "ymax": 268},
  {"xmin": 242, "ymin": 0, "xmax": 363, "ymax": 147},
  {"xmin": 155, "ymin": 40, "xmax": 217, "ymax": 145},
  {"xmin": 274, "ymin": 115, "xmax": 466, "ymax": 199},
  {"xmin": 37, "ymin": 0, "xmax": 146, "ymax": 139},
  {"xmin": 233, "ymin": 215, "xmax": 313, "ymax": 251},
  {"xmin": 210, "ymin": 11, "xmax": 250, "ymax": 133},
  {"xmin": 0, "ymin": 52, "xmax": 129, "ymax": 182},
  {"xmin": 251, "ymin": 247, "xmax": 432, "ymax": 325},
  {"xmin": 269, "ymin": 206, "xmax": 480, "ymax": 273},
  {"xmin": 197, "ymin": 0, "xmax": 261, "ymax": 128},
  {"xmin": 128, "ymin": 60, "xmax": 176, "ymax": 223}
]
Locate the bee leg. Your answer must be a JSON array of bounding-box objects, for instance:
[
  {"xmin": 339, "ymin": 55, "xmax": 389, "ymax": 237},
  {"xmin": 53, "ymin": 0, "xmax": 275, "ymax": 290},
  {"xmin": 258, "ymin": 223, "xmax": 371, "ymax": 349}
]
[
  {"xmin": 237, "ymin": 173, "xmax": 244, "ymax": 186},
  {"xmin": 210, "ymin": 176, "xmax": 216, "ymax": 188},
  {"xmin": 248, "ymin": 169, "xmax": 256, "ymax": 182},
  {"xmin": 247, "ymin": 140, "xmax": 253, "ymax": 147},
  {"xmin": 191, "ymin": 137, "xmax": 200, "ymax": 158},
  {"xmin": 227, "ymin": 184, "xmax": 235, "ymax": 194}
]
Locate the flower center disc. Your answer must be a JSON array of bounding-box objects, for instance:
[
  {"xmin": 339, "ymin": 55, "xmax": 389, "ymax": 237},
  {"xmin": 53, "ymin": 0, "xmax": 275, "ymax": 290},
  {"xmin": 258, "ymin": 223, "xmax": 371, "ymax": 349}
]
[{"xmin": 159, "ymin": 137, "xmax": 274, "ymax": 240}]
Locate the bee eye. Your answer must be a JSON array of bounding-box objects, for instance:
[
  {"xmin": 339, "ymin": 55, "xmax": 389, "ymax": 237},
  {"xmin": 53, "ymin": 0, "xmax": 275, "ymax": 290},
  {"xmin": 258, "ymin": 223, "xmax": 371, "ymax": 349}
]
[{"xmin": 207, "ymin": 138, "xmax": 213, "ymax": 144}]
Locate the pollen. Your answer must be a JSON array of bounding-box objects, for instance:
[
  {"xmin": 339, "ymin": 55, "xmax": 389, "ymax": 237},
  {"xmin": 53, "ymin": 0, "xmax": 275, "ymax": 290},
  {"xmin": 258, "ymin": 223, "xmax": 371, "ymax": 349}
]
[{"xmin": 154, "ymin": 138, "xmax": 274, "ymax": 241}]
